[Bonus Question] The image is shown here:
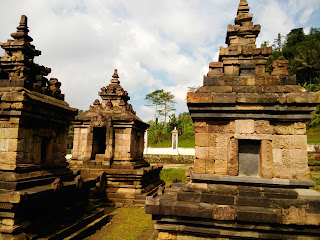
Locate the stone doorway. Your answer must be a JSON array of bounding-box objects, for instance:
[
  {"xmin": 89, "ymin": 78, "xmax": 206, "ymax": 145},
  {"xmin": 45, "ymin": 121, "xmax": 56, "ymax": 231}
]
[
  {"xmin": 91, "ymin": 127, "xmax": 107, "ymax": 160},
  {"xmin": 41, "ymin": 137, "xmax": 53, "ymax": 163},
  {"xmin": 238, "ymin": 139, "xmax": 260, "ymax": 177}
]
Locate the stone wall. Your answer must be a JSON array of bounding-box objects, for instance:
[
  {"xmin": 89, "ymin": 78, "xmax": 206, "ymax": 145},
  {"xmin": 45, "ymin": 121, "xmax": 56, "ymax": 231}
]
[
  {"xmin": 0, "ymin": 115, "xmax": 69, "ymax": 170},
  {"xmin": 144, "ymin": 154, "xmax": 194, "ymax": 165},
  {"xmin": 193, "ymin": 119, "xmax": 310, "ymax": 180}
]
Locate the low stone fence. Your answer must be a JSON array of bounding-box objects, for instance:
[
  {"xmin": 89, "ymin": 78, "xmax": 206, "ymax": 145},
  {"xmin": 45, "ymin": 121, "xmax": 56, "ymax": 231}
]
[
  {"xmin": 143, "ymin": 147, "xmax": 195, "ymax": 164},
  {"xmin": 144, "ymin": 154, "xmax": 194, "ymax": 165},
  {"xmin": 144, "ymin": 147, "xmax": 195, "ymax": 156},
  {"xmin": 308, "ymin": 144, "xmax": 320, "ymax": 152}
]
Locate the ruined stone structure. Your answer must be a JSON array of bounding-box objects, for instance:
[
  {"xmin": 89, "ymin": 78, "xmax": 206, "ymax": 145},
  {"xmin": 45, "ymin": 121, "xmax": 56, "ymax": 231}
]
[
  {"xmin": 0, "ymin": 16, "xmax": 98, "ymax": 239},
  {"xmin": 70, "ymin": 70, "xmax": 164, "ymax": 206},
  {"xmin": 146, "ymin": 1, "xmax": 320, "ymax": 239}
]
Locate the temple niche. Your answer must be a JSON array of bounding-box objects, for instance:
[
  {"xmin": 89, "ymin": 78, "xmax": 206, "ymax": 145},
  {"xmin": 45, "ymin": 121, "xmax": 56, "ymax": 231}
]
[
  {"xmin": 146, "ymin": 1, "xmax": 320, "ymax": 239},
  {"xmin": 70, "ymin": 70, "xmax": 164, "ymax": 206}
]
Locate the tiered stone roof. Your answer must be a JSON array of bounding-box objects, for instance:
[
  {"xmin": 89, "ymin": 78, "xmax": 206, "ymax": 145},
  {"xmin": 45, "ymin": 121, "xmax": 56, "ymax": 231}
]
[
  {"xmin": 0, "ymin": 15, "xmax": 64, "ymax": 100},
  {"xmin": 76, "ymin": 70, "xmax": 146, "ymax": 126},
  {"xmin": 187, "ymin": 0, "xmax": 320, "ymax": 122}
]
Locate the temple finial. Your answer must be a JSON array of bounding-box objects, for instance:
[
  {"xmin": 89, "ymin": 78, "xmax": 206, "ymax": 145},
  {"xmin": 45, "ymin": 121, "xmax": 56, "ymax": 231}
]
[
  {"xmin": 11, "ymin": 15, "xmax": 33, "ymax": 42},
  {"xmin": 112, "ymin": 69, "xmax": 119, "ymax": 78},
  {"xmin": 111, "ymin": 69, "xmax": 120, "ymax": 84},
  {"xmin": 235, "ymin": 0, "xmax": 252, "ymax": 26},
  {"xmin": 19, "ymin": 15, "xmax": 28, "ymax": 28}
]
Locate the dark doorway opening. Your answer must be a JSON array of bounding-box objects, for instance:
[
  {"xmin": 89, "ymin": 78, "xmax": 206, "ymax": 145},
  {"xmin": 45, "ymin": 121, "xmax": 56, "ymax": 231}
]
[
  {"xmin": 41, "ymin": 137, "xmax": 53, "ymax": 164},
  {"xmin": 91, "ymin": 127, "xmax": 106, "ymax": 160},
  {"xmin": 238, "ymin": 140, "xmax": 261, "ymax": 177}
]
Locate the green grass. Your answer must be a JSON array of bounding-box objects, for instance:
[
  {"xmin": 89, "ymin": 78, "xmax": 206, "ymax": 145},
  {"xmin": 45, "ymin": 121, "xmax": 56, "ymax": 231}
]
[
  {"xmin": 148, "ymin": 139, "xmax": 171, "ymax": 148},
  {"xmin": 160, "ymin": 168, "xmax": 188, "ymax": 185},
  {"xmin": 307, "ymin": 125, "xmax": 320, "ymax": 143},
  {"xmin": 307, "ymin": 138, "xmax": 320, "ymax": 144},
  {"xmin": 309, "ymin": 158, "xmax": 320, "ymax": 166},
  {"xmin": 310, "ymin": 173, "xmax": 320, "ymax": 191},
  {"xmin": 178, "ymin": 138, "xmax": 195, "ymax": 148},
  {"xmin": 147, "ymin": 138, "xmax": 195, "ymax": 148},
  {"xmin": 103, "ymin": 207, "xmax": 153, "ymax": 240}
]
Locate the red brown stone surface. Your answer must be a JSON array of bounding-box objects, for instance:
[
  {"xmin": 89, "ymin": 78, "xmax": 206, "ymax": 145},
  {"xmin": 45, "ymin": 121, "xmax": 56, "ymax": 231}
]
[
  {"xmin": 0, "ymin": 16, "xmax": 97, "ymax": 239},
  {"xmin": 146, "ymin": 1, "xmax": 320, "ymax": 239},
  {"xmin": 70, "ymin": 70, "xmax": 164, "ymax": 207},
  {"xmin": 187, "ymin": 0, "xmax": 320, "ymax": 180}
]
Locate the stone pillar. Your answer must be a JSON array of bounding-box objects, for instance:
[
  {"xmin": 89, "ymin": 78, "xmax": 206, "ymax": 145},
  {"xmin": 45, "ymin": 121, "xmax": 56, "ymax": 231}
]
[
  {"xmin": 172, "ymin": 127, "xmax": 178, "ymax": 151},
  {"xmin": 144, "ymin": 129, "xmax": 148, "ymax": 154}
]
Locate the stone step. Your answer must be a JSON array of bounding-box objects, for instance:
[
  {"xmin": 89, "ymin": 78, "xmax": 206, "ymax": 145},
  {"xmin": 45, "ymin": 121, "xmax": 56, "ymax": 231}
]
[
  {"xmin": 0, "ymin": 174, "xmax": 77, "ymax": 190},
  {"xmin": 35, "ymin": 208, "xmax": 109, "ymax": 240},
  {"xmin": 63, "ymin": 214, "xmax": 110, "ymax": 240}
]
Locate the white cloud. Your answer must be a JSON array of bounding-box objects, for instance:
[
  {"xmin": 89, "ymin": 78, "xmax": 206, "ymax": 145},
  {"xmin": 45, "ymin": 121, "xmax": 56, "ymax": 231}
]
[{"xmin": 0, "ymin": 0, "xmax": 319, "ymax": 123}]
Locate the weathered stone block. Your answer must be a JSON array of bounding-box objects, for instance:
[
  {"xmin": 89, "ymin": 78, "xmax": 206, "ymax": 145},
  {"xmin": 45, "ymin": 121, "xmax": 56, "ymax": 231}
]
[
  {"xmin": 212, "ymin": 204, "xmax": 236, "ymax": 220},
  {"xmin": 290, "ymin": 149, "xmax": 307, "ymax": 164},
  {"xmin": 235, "ymin": 120, "xmax": 254, "ymax": 134},
  {"xmin": 158, "ymin": 232, "xmax": 177, "ymax": 240},
  {"xmin": 214, "ymin": 159, "xmax": 228, "ymax": 175},
  {"xmin": 282, "ymin": 206, "xmax": 306, "ymax": 225},
  {"xmin": 187, "ymin": 92, "xmax": 212, "ymax": 103},
  {"xmin": 227, "ymin": 138, "xmax": 238, "ymax": 176},
  {"xmin": 291, "ymin": 135, "xmax": 307, "ymax": 150},
  {"xmin": 194, "ymin": 159, "xmax": 206, "ymax": 174},
  {"xmin": 195, "ymin": 133, "xmax": 209, "ymax": 147},
  {"xmin": 305, "ymin": 214, "xmax": 320, "ymax": 226},
  {"xmin": 208, "ymin": 121, "xmax": 232, "ymax": 134},
  {"xmin": 272, "ymin": 135, "xmax": 290, "ymax": 149},
  {"xmin": 0, "ymin": 128, "xmax": 19, "ymax": 139},
  {"xmin": 212, "ymin": 93, "xmax": 237, "ymax": 103},
  {"xmin": 206, "ymin": 159, "xmax": 215, "ymax": 174},
  {"xmin": 235, "ymin": 196, "xmax": 270, "ymax": 208},
  {"xmin": 195, "ymin": 146, "xmax": 208, "ymax": 160},
  {"xmin": 208, "ymin": 147, "xmax": 228, "ymax": 161},
  {"xmin": 177, "ymin": 192, "xmax": 201, "ymax": 202},
  {"xmin": 254, "ymin": 120, "xmax": 274, "ymax": 134},
  {"xmin": 224, "ymin": 65, "xmax": 239, "ymax": 76},
  {"xmin": 294, "ymin": 165, "xmax": 310, "ymax": 180},
  {"xmin": 0, "ymin": 152, "xmax": 24, "ymax": 165},
  {"xmin": 194, "ymin": 121, "xmax": 208, "ymax": 133},
  {"xmin": 260, "ymin": 140, "xmax": 274, "ymax": 178},
  {"xmin": 275, "ymin": 123, "xmax": 306, "ymax": 135}
]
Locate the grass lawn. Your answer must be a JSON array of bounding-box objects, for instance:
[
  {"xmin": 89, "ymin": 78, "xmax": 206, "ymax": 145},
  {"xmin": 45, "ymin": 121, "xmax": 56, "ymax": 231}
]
[
  {"xmin": 311, "ymin": 173, "xmax": 320, "ymax": 191},
  {"xmin": 103, "ymin": 207, "xmax": 154, "ymax": 240},
  {"xmin": 307, "ymin": 125, "xmax": 320, "ymax": 143},
  {"xmin": 160, "ymin": 168, "xmax": 188, "ymax": 184},
  {"xmin": 148, "ymin": 138, "xmax": 195, "ymax": 148}
]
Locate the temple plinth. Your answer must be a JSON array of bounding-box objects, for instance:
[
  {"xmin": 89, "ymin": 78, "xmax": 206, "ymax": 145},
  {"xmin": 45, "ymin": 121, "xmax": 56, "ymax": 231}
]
[
  {"xmin": 70, "ymin": 70, "xmax": 164, "ymax": 206},
  {"xmin": 146, "ymin": 1, "xmax": 320, "ymax": 239}
]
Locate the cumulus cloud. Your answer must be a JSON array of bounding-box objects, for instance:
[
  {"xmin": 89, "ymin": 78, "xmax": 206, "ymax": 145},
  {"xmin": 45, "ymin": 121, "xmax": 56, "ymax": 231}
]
[{"xmin": 0, "ymin": 0, "xmax": 319, "ymax": 122}]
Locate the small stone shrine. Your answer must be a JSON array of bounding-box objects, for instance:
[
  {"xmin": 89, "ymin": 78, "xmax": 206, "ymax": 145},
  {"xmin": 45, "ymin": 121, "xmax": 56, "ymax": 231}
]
[
  {"xmin": 146, "ymin": 1, "xmax": 320, "ymax": 239},
  {"xmin": 70, "ymin": 70, "xmax": 164, "ymax": 206},
  {"xmin": 0, "ymin": 16, "xmax": 96, "ymax": 239}
]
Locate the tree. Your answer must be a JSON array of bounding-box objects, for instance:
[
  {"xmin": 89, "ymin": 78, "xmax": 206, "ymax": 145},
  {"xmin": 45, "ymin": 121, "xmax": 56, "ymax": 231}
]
[
  {"xmin": 273, "ymin": 33, "xmax": 284, "ymax": 52},
  {"xmin": 145, "ymin": 89, "xmax": 176, "ymax": 122},
  {"xmin": 260, "ymin": 41, "xmax": 270, "ymax": 48},
  {"xmin": 291, "ymin": 41, "xmax": 320, "ymax": 85},
  {"xmin": 145, "ymin": 90, "xmax": 165, "ymax": 120},
  {"xmin": 157, "ymin": 91, "xmax": 176, "ymax": 123}
]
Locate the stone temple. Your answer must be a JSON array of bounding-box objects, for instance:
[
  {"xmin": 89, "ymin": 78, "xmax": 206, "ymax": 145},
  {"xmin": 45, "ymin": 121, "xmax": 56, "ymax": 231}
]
[
  {"xmin": 69, "ymin": 69, "xmax": 164, "ymax": 206},
  {"xmin": 146, "ymin": 0, "xmax": 320, "ymax": 239},
  {"xmin": 0, "ymin": 16, "xmax": 98, "ymax": 239}
]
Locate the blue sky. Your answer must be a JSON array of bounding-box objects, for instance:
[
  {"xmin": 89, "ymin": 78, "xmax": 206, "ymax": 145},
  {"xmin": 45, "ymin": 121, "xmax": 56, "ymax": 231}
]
[{"xmin": 0, "ymin": 0, "xmax": 319, "ymax": 122}]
